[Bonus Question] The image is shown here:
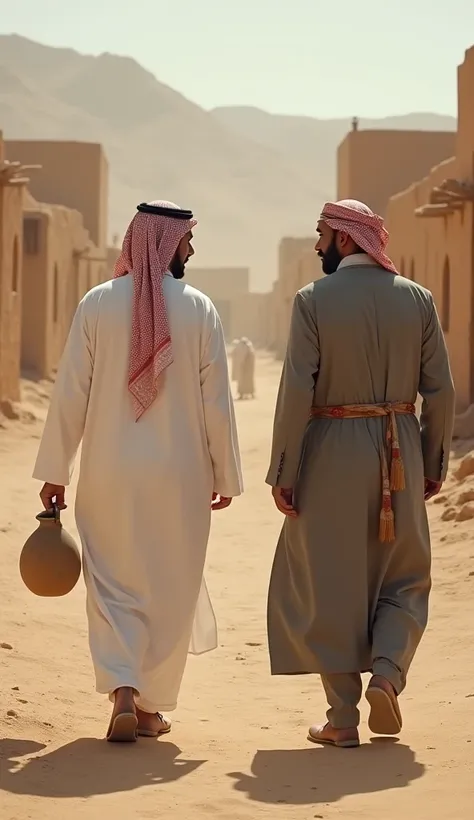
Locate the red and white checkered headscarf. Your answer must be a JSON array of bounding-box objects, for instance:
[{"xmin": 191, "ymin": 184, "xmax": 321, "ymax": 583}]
[
  {"xmin": 320, "ymin": 199, "xmax": 397, "ymax": 273},
  {"xmin": 114, "ymin": 200, "xmax": 197, "ymax": 420}
]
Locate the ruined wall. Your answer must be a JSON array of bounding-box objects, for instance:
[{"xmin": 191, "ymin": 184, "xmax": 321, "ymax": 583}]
[
  {"xmin": 0, "ymin": 143, "xmax": 23, "ymax": 403},
  {"xmin": 6, "ymin": 141, "xmax": 108, "ymax": 250},
  {"xmin": 386, "ymin": 45, "xmax": 474, "ymax": 411},
  {"xmin": 21, "ymin": 203, "xmax": 104, "ymax": 379},
  {"xmin": 337, "ymin": 130, "xmax": 456, "ymax": 217}
]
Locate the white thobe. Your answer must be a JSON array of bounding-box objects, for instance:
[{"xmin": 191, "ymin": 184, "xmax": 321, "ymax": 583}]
[
  {"xmin": 237, "ymin": 341, "xmax": 256, "ymax": 397},
  {"xmin": 33, "ymin": 272, "xmax": 243, "ymax": 713}
]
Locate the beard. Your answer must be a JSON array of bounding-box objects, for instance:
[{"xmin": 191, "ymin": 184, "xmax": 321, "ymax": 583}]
[
  {"xmin": 318, "ymin": 236, "xmax": 342, "ymax": 275},
  {"xmin": 170, "ymin": 253, "xmax": 189, "ymax": 280}
]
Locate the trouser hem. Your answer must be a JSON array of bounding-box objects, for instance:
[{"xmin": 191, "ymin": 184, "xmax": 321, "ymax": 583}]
[
  {"xmin": 327, "ymin": 711, "xmax": 361, "ymax": 729},
  {"xmin": 372, "ymin": 658, "xmax": 404, "ymax": 694},
  {"xmin": 321, "ymin": 673, "xmax": 362, "ymax": 729}
]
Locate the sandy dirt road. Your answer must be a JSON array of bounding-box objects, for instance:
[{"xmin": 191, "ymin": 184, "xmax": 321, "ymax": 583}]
[{"xmin": 1, "ymin": 354, "xmax": 473, "ymax": 819}]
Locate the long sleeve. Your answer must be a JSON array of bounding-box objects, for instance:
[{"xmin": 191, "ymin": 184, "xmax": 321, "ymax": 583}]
[
  {"xmin": 33, "ymin": 296, "xmax": 95, "ymax": 486},
  {"xmin": 266, "ymin": 289, "xmax": 320, "ymax": 487},
  {"xmin": 200, "ymin": 304, "xmax": 243, "ymax": 498},
  {"xmin": 418, "ymin": 296, "xmax": 455, "ymax": 482}
]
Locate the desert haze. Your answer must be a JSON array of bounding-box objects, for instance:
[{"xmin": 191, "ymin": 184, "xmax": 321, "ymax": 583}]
[{"xmin": 0, "ymin": 34, "xmax": 456, "ymax": 289}]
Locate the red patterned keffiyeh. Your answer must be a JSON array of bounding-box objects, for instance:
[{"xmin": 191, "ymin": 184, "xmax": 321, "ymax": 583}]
[
  {"xmin": 320, "ymin": 199, "xmax": 397, "ymax": 273},
  {"xmin": 114, "ymin": 200, "xmax": 197, "ymax": 420}
]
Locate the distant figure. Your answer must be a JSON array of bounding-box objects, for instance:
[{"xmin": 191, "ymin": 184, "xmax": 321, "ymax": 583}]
[
  {"xmin": 33, "ymin": 200, "xmax": 243, "ymax": 743},
  {"xmin": 266, "ymin": 198, "xmax": 455, "ymax": 748},
  {"xmin": 236, "ymin": 337, "xmax": 256, "ymax": 400},
  {"xmin": 230, "ymin": 339, "xmax": 242, "ymax": 382}
]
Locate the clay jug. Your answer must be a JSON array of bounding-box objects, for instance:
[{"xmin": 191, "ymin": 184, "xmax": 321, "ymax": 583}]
[{"xmin": 19, "ymin": 505, "xmax": 81, "ymax": 597}]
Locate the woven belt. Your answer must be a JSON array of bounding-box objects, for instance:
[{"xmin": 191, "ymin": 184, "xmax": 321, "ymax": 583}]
[{"xmin": 310, "ymin": 402, "xmax": 416, "ymax": 543}]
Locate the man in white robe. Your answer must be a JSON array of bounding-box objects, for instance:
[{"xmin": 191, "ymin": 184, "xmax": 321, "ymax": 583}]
[
  {"xmin": 33, "ymin": 200, "xmax": 243, "ymax": 742},
  {"xmin": 230, "ymin": 339, "xmax": 242, "ymax": 382},
  {"xmin": 236, "ymin": 338, "xmax": 256, "ymax": 400}
]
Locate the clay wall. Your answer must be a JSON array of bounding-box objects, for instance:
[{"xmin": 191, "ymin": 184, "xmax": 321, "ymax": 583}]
[
  {"xmin": 386, "ymin": 46, "xmax": 474, "ymax": 411},
  {"xmin": 0, "ymin": 139, "xmax": 23, "ymax": 403},
  {"xmin": 386, "ymin": 161, "xmax": 471, "ymax": 408},
  {"xmin": 457, "ymin": 46, "xmax": 474, "ymax": 178},
  {"xmin": 337, "ymin": 130, "xmax": 456, "ymax": 217},
  {"xmin": 6, "ymin": 141, "xmax": 108, "ymax": 250},
  {"xmin": 21, "ymin": 203, "xmax": 104, "ymax": 379}
]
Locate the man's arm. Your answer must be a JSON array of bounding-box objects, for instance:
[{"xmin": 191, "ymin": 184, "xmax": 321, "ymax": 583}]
[
  {"xmin": 200, "ymin": 302, "xmax": 243, "ymax": 506},
  {"xmin": 266, "ymin": 289, "xmax": 320, "ymax": 491},
  {"xmin": 33, "ymin": 295, "xmax": 95, "ymax": 501},
  {"xmin": 419, "ymin": 296, "xmax": 455, "ymax": 484}
]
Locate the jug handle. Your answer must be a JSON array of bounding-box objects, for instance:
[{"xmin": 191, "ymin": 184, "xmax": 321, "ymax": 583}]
[{"xmin": 36, "ymin": 503, "xmax": 62, "ymax": 523}]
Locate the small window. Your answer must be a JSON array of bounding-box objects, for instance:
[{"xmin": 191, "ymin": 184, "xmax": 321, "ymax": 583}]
[
  {"xmin": 23, "ymin": 218, "xmax": 40, "ymax": 255},
  {"xmin": 441, "ymin": 257, "xmax": 450, "ymax": 333},
  {"xmin": 12, "ymin": 235, "xmax": 19, "ymax": 293}
]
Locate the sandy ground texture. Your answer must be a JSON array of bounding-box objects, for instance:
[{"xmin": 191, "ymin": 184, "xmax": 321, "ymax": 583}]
[{"xmin": 1, "ymin": 354, "xmax": 473, "ymax": 820}]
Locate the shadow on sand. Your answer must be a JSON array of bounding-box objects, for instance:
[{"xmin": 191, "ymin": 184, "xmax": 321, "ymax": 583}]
[
  {"xmin": 0, "ymin": 737, "xmax": 206, "ymax": 798},
  {"xmin": 228, "ymin": 738, "xmax": 425, "ymax": 806}
]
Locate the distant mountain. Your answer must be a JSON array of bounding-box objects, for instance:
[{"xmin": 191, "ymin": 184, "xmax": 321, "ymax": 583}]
[
  {"xmin": 211, "ymin": 106, "xmax": 457, "ymax": 206},
  {"xmin": 0, "ymin": 35, "xmax": 457, "ymax": 290}
]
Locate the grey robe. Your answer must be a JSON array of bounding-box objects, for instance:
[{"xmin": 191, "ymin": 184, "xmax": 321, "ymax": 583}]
[{"xmin": 266, "ymin": 261, "xmax": 455, "ymax": 686}]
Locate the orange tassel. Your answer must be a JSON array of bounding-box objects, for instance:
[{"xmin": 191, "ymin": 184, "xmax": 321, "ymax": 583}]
[
  {"xmin": 379, "ymin": 507, "xmax": 395, "ymax": 542},
  {"xmin": 390, "ymin": 455, "xmax": 405, "ymax": 491}
]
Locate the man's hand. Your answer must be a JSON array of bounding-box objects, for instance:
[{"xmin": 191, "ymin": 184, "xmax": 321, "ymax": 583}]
[
  {"xmin": 272, "ymin": 487, "xmax": 297, "ymax": 518},
  {"xmin": 211, "ymin": 493, "xmax": 232, "ymax": 511},
  {"xmin": 424, "ymin": 478, "xmax": 442, "ymax": 501},
  {"xmin": 40, "ymin": 483, "xmax": 67, "ymax": 512}
]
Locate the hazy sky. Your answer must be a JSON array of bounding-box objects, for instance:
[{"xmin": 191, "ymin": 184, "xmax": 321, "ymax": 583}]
[{"xmin": 1, "ymin": 0, "xmax": 473, "ymax": 118}]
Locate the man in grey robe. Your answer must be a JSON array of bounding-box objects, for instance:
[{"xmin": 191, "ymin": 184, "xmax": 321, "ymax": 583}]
[{"xmin": 266, "ymin": 199, "xmax": 455, "ymax": 748}]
